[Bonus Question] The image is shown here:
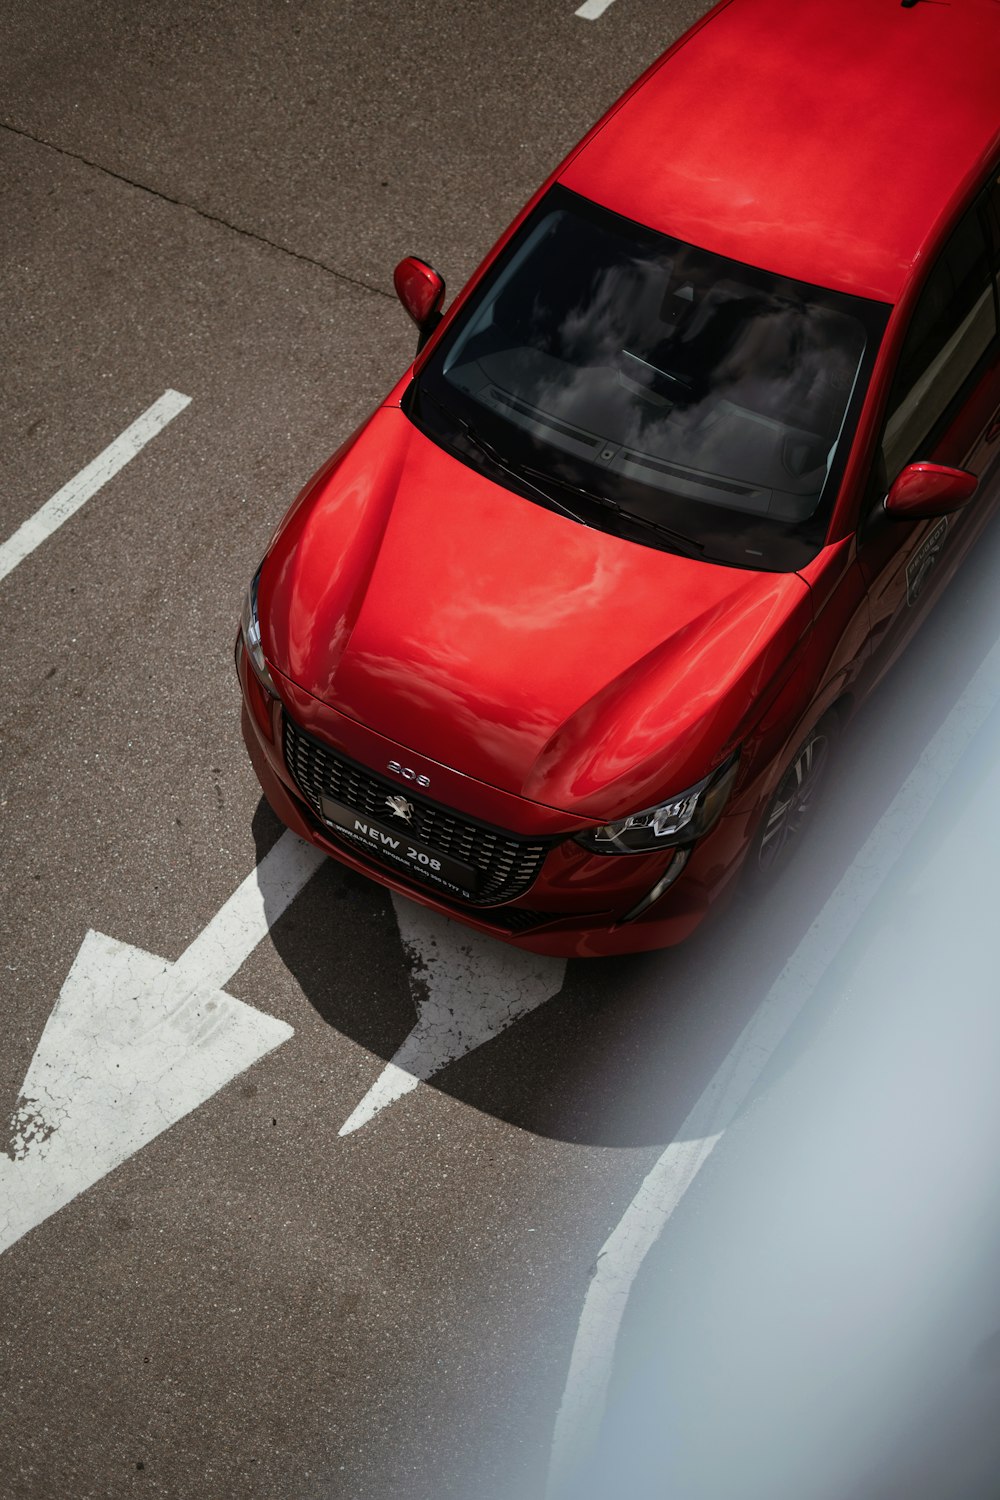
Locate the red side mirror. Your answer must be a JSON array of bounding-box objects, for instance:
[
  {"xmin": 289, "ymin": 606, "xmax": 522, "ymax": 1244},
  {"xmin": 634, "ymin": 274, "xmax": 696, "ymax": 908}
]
[
  {"xmin": 884, "ymin": 462, "xmax": 978, "ymax": 520},
  {"xmin": 393, "ymin": 256, "xmax": 446, "ymax": 333}
]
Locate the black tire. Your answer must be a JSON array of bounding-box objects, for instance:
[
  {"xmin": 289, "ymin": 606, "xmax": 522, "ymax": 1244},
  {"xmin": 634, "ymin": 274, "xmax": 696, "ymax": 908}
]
[{"xmin": 746, "ymin": 713, "xmax": 838, "ymax": 888}]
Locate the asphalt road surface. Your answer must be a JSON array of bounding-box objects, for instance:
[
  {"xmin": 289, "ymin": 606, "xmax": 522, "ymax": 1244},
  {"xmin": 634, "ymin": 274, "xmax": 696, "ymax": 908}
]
[{"xmin": 4, "ymin": 4, "xmax": 1000, "ymax": 1498}]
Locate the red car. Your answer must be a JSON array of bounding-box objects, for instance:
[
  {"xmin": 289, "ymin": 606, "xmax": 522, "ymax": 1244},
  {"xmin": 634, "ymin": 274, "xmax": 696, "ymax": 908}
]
[{"xmin": 238, "ymin": 0, "xmax": 1000, "ymax": 957}]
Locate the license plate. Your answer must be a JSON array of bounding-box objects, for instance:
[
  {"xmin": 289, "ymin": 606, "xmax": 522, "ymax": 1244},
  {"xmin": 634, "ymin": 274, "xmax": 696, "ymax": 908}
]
[{"xmin": 319, "ymin": 796, "xmax": 481, "ymax": 897}]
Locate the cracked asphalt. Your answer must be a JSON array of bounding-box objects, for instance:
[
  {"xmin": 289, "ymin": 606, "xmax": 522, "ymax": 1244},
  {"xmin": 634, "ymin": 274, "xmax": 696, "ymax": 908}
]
[{"xmin": 4, "ymin": 3, "xmax": 1000, "ymax": 1497}]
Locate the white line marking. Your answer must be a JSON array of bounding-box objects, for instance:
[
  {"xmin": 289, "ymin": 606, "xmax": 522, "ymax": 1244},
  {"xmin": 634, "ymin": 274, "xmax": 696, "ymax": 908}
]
[
  {"xmin": 339, "ymin": 894, "xmax": 566, "ymax": 1134},
  {"xmin": 1, "ymin": 831, "xmax": 323, "ymax": 1255},
  {"xmin": 0, "ymin": 389, "xmax": 191, "ymax": 586},
  {"xmin": 546, "ymin": 630, "xmax": 1000, "ymax": 1498},
  {"xmin": 172, "ymin": 830, "xmax": 326, "ymax": 992},
  {"xmin": 575, "ymin": 0, "xmax": 617, "ymax": 18}
]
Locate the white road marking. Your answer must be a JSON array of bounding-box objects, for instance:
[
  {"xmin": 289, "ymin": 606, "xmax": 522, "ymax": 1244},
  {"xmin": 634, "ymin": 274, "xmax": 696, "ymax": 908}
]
[
  {"xmin": 575, "ymin": 0, "xmax": 617, "ymax": 19},
  {"xmin": 0, "ymin": 389, "xmax": 191, "ymax": 586},
  {"xmin": 339, "ymin": 894, "xmax": 566, "ymax": 1135},
  {"xmin": 546, "ymin": 629, "xmax": 1000, "ymax": 1498},
  {"xmin": 171, "ymin": 830, "xmax": 326, "ymax": 992},
  {"xmin": 0, "ymin": 831, "xmax": 323, "ymax": 1255},
  {"xmin": 0, "ymin": 935, "xmax": 291, "ymax": 1256}
]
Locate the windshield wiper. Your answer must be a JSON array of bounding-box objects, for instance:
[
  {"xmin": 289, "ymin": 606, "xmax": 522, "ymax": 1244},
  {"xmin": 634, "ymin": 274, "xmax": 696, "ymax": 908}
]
[
  {"xmin": 420, "ymin": 388, "xmax": 705, "ymax": 558},
  {"xmin": 614, "ymin": 509, "xmax": 707, "ymax": 558},
  {"xmin": 520, "ymin": 464, "xmax": 706, "ymax": 559},
  {"xmin": 463, "ymin": 424, "xmax": 601, "ymax": 527},
  {"xmin": 420, "ymin": 390, "xmax": 597, "ymax": 528}
]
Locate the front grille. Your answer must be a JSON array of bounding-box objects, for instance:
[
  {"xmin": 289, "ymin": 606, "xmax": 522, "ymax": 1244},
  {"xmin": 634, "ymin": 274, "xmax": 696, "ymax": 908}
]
[{"xmin": 283, "ymin": 717, "xmax": 552, "ymax": 907}]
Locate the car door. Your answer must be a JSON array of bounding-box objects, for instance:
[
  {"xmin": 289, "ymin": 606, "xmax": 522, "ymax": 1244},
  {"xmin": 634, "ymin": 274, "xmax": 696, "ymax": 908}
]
[{"xmin": 858, "ymin": 181, "xmax": 1000, "ymax": 675}]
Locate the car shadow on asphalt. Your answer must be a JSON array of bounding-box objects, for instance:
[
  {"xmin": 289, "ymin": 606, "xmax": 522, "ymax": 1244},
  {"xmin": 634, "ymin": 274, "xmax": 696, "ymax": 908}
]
[{"xmin": 254, "ymin": 508, "xmax": 1000, "ymax": 1150}]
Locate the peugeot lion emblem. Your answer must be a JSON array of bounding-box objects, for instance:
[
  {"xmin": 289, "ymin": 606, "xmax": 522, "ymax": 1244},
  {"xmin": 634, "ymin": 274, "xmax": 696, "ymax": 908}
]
[{"xmin": 385, "ymin": 794, "xmax": 415, "ymax": 823}]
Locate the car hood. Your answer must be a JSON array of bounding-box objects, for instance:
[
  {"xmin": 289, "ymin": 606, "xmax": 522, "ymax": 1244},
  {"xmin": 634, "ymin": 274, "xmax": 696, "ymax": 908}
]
[{"xmin": 261, "ymin": 407, "xmax": 812, "ymax": 818}]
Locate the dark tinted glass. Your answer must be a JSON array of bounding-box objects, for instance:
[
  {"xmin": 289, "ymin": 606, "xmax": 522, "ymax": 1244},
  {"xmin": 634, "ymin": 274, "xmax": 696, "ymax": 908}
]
[
  {"xmin": 882, "ymin": 203, "xmax": 996, "ymax": 477},
  {"xmin": 408, "ymin": 188, "xmax": 888, "ymax": 570},
  {"xmin": 979, "ymin": 170, "xmax": 1000, "ymax": 294},
  {"xmin": 893, "ymin": 210, "xmax": 991, "ymax": 397}
]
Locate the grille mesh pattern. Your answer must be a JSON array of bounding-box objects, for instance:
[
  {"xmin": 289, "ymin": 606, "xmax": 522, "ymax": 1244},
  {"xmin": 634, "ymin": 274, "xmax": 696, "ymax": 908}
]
[{"xmin": 283, "ymin": 718, "xmax": 551, "ymax": 907}]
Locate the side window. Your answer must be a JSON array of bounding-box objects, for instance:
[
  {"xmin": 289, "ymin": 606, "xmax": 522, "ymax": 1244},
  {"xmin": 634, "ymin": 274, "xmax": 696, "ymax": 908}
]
[
  {"xmin": 881, "ymin": 201, "xmax": 997, "ymax": 480},
  {"xmin": 983, "ymin": 170, "xmax": 1000, "ymax": 301}
]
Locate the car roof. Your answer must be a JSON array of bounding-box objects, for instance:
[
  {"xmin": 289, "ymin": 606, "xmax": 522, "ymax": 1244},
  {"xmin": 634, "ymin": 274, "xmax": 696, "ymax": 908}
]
[{"xmin": 559, "ymin": 0, "xmax": 1000, "ymax": 304}]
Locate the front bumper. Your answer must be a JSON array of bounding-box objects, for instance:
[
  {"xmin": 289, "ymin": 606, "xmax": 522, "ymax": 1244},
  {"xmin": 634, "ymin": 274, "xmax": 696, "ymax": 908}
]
[{"xmin": 237, "ymin": 635, "xmax": 748, "ymax": 956}]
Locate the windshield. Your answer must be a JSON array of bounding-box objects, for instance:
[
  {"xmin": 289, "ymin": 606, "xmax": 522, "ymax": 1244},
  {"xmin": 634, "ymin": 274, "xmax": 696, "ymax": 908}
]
[{"xmin": 405, "ymin": 187, "xmax": 888, "ymax": 570}]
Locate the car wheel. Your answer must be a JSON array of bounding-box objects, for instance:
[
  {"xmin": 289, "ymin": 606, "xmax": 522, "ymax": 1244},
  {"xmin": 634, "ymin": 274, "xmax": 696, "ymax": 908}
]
[{"xmin": 749, "ymin": 715, "xmax": 837, "ymax": 885}]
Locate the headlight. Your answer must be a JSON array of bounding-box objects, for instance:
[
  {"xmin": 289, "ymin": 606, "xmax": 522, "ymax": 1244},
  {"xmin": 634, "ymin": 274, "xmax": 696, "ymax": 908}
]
[
  {"xmin": 575, "ymin": 751, "xmax": 740, "ymax": 854},
  {"xmin": 241, "ymin": 566, "xmax": 277, "ymax": 694}
]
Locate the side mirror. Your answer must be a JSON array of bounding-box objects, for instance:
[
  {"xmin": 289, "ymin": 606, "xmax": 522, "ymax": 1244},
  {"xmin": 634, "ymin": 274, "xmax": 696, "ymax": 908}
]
[
  {"xmin": 884, "ymin": 462, "xmax": 978, "ymax": 520},
  {"xmin": 393, "ymin": 256, "xmax": 446, "ymax": 350}
]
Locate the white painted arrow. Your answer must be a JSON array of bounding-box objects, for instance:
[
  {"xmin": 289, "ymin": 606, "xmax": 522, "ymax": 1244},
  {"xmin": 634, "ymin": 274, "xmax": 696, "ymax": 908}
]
[
  {"xmin": 1, "ymin": 832, "xmax": 325, "ymax": 1256},
  {"xmin": 339, "ymin": 894, "xmax": 567, "ymax": 1135}
]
